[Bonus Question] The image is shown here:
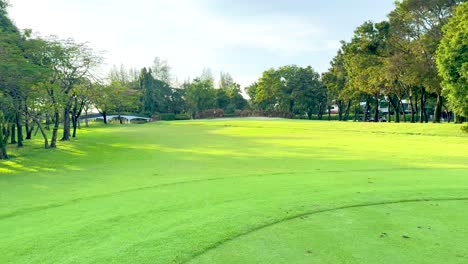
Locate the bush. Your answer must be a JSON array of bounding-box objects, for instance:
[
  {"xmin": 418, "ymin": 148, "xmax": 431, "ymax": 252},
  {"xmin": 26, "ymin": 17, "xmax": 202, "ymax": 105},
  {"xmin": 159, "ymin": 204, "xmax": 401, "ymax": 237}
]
[
  {"xmin": 462, "ymin": 124, "xmax": 468, "ymax": 133},
  {"xmin": 198, "ymin": 109, "xmax": 225, "ymax": 119},
  {"xmin": 175, "ymin": 114, "xmax": 191, "ymax": 120},
  {"xmin": 240, "ymin": 110, "xmax": 252, "ymax": 117},
  {"xmin": 159, "ymin": 113, "xmax": 176, "ymax": 121}
]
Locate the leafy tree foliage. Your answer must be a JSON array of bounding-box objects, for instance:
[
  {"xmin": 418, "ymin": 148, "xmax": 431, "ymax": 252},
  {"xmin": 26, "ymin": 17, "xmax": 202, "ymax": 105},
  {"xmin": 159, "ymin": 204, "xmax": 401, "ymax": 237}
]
[
  {"xmin": 436, "ymin": 2, "xmax": 468, "ymax": 120},
  {"xmin": 249, "ymin": 65, "xmax": 326, "ymax": 118},
  {"xmin": 185, "ymin": 78, "xmax": 216, "ymax": 118}
]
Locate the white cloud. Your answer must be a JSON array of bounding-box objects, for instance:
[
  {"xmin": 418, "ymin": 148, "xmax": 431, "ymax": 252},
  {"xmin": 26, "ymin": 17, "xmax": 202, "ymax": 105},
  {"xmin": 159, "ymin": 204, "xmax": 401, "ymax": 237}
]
[{"xmin": 8, "ymin": 0, "xmax": 339, "ymax": 86}]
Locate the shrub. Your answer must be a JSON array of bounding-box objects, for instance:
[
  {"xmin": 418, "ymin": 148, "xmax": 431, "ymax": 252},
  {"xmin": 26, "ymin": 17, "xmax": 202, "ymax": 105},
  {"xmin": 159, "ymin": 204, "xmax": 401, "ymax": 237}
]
[
  {"xmin": 198, "ymin": 109, "xmax": 225, "ymax": 119},
  {"xmin": 175, "ymin": 114, "xmax": 191, "ymax": 120},
  {"xmin": 159, "ymin": 113, "xmax": 176, "ymax": 121},
  {"xmin": 462, "ymin": 124, "xmax": 468, "ymax": 133},
  {"xmin": 241, "ymin": 110, "xmax": 252, "ymax": 117}
]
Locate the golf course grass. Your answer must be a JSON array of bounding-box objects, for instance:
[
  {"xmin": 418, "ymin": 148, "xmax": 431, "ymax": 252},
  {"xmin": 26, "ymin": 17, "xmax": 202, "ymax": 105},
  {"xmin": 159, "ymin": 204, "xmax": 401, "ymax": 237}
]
[{"xmin": 1, "ymin": 119, "xmax": 467, "ymax": 263}]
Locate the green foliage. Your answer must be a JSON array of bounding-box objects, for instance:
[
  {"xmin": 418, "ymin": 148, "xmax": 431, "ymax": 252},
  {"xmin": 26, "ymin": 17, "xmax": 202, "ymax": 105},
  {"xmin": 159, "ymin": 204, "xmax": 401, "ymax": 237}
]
[
  {"xmin": 436, "ymin": 2, "xmax": 468, "ymax": 117},
  {"xmin": 185, "ymin": 78, "xmax": 216, "ymax": 117},
  {"xmin": 138, "ymin": 67, "xmax": 181, "ymax": 115},
  {"xmin": 175, "ymin": 113, "xmax": 191, "ymax": 120},
  {"xmin": 158, "ymin": 113, "xmax": 176, "ymax": 121},
  {"xmin": 462, "ymin": 123, "xmax": 468, "ymax": 133},
  {"xmin": 251, "ymin": 65, "xmax": 326, "ymax": 118},
  {"xmin": 344, "ymin": 21, "xmax": 390, "ymax": 97}
]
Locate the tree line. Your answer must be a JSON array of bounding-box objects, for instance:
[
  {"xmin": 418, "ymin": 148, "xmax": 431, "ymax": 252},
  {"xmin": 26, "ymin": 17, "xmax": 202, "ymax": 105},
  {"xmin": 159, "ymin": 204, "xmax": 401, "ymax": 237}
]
[
  {"xmin": 248, "ymin": 0, "xmax": 467, "ymax": 124},
  {"xmin": 1, "ymin": 0, "xmax": 467, "ymax": 159}
]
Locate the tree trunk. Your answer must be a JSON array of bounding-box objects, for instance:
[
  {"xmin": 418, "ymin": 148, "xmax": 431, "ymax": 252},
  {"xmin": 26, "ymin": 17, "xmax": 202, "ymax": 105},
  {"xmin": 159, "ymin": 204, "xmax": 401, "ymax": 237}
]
[
  {"xmin": 423, "ymin": 104, "xmax": 429, "ymax": 123},
  {"xmin": 45, "ymin": 114, "xmax": 51, "ymax": 130},
  {"xmin": 354, "ymin": 104, "xmax": 358, "ymax": 122},
  {"xmin": 51, "ymin": 111, "xmax": 60, "ymax": 148},
  {"xmin": 16, "ymin": 113, "xmax": 23, "ymax": 148},
  {"xmin": 84, "ymin": 109, "xmax": 89, "ymax": 127},
  {"xmin": 414, "ymin": 93, "xmax": 419, "ymax": 120},
  {"xmin": 10, "ymin": 124, "xmax": 16, "ymax": 144},
  {"xmin": 0, "ymin": 125, "xmax": 9, "ymax": 160},
  {"xmin": 433, "ymin": 93, "xmax": 443, "ymax": 123},
  {"xmin": 289, "ymin": 100, "xmax": 294, "ymax": 115},
  {"xmin": 25, "ymin": 123, "xmax": 30, "ymax": 140},
  {"xmin": 374, "ymin": 95, "xmax": 379, "ymax": 122},
  {"xmin": 389, "ymin": 97, "xmax": 400, "ymax": 123},
  {"xmin": 72, "ymin": 100, "xmax": 78, "ymax": 138},
  {"xmin": 388, "ymin": 99, "xmax": 392, "ymax": 123},
  {"xmin": 34, "ymin": 119, "xmax": 49, "ymax": 149},
  {"xmin": 24, "ymin": 100, "xmax": 32, "ymax": 140},
  {"xmin": 26, "ymin": 125, "xmax": 33, "ymax": 140},
  {"xmin": 337, "ymin": 100, "xmax": 344, "ymax": 121},
  {"xmin": 307, "ymin": 109, "xmax": 313, "ymax": 120},
  {"xmin": 318, "ymin": 104, "xmax": 323, "ymax": 120},
  {"xmin": 363, "ymin": 99, "xmax": 370, "ymax": 122},
  {"xmin": 399, "ymin": 99, "xmax": 406, "ymax": 122},
  {"xmin": 103, "ymin": 111, "xmax": 108, "ymax": 124},
  {"xmin": 443, "ymin": 105, "xmax": 451, "ymax": 123},
  {"xmin": 408, "ymin": 88, "xmax": 416, "ymax": 123},
  {"xmin": 61, "ymin": 104, "xmax": 71, "ymax": 141},
  {"xmin": 72, "ymin": 118, "xmax": 78, "ymax": 138},
  {"xmin": 344, "ymin": 100, "xmax": 351, "ymax": 121},
  {"xmin": 410, "ymin": 101, "xmax": 415, "ymax": 123},
  {"xmin": 419, "ymin": 87, "xmax": 426, "ymax": 123},
  {"xmin": 0, "ymin": 143, "xmax": 7, "ymax": 159}
]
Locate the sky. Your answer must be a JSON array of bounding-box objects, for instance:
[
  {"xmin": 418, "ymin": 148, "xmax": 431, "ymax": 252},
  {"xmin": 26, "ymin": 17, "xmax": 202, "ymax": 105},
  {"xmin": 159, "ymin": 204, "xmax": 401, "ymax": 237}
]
[{"xmin": 7, "ymin": 0, "xmax": 396, "ymax": 87}]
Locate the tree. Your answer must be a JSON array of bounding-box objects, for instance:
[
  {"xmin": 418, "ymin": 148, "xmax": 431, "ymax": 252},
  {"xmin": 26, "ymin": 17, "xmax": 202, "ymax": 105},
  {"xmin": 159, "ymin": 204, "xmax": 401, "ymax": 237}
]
[
  {"xmin": 152, "ymin": 57, "xmax": 172, "ymax": 84},
  {"xmin": 436, "ymin": 2, "xmax": 468, "ymax": 122},
  {"xmin": 70, "ymin": 80, "xmax": 91, "ymax": 137},
  {"xmin": 0, "ymin": 93, "xmax": 13, "ymax": 159},
  {"xmin": 254, "ymin": 69, "xmax": 282, "ymax": 111},
  {"xmin": 108, "ymin": 81, "xmax": 140, "ymax": 123},
  {"xmin": 227, "ymin": 84, "xmax": 248, "ymax": 111},
  {"xmin": 389, "ymin": 0, "xmax": 465, "ymax": 123},
  {"xmin": 219, "ymin": 72, "xmax": 235, "ymax": 89},
  {"xmin": 185, "ymin": 78, "xmax": 216, "ymax": 118},
  {"xmin": 293, "ymin": 66, "xmax": 325, "ymax": 120},
  {"xmin": 246, "ymin": 82, "xmax": 259, "ymax": 109},
  {"xmin": 323, "ymin": 47, "xmax": 351, "ymax": 121},
  {"xmin": 344, "ymin": 21, "xmax": 390, "ymax": 122},
  {"xmin": 138, "ymin": 67, "xmax": 174, "ymax": 115},
  {"xmin": 215, "ymin": 88, "xmax": 230, "ymax": 110},
  {"xmin": 89, "ymin": 83, "xmax": 113, "ymax": 124},
  {"xmin": 139, "ymin": 68, "xmax": 158, "ymax": 115},
  {"xmin": 44, "ymin": 38, "xmax": 102, "ymax": 141}
]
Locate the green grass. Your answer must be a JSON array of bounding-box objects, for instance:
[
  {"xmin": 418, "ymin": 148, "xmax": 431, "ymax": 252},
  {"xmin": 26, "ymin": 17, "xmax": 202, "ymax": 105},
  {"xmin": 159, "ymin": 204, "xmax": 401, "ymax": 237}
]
[{"xmin": 1, "ymin": 119, "xmax": 467, "ymax": 263}]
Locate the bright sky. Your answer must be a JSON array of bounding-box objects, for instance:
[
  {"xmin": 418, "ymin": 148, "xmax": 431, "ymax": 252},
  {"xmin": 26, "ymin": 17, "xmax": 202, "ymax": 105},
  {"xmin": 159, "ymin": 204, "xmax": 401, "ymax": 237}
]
[{"xmin": 8, "ymin": 0, "xmax": 395, "ymax": 87}]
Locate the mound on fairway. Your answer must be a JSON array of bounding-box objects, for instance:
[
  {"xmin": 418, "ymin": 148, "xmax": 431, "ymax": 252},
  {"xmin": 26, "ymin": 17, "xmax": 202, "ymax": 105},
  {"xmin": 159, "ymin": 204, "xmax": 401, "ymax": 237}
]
[{"xmin": 1, "ymin": 119, "xmax": 467, "ymax": 264}]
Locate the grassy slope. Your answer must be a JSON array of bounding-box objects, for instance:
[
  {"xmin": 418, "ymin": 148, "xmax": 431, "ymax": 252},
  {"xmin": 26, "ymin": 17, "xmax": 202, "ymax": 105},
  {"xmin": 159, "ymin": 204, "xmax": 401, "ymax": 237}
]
[{"xmin": 0, "ymin": 119, "xmax": 467, "ymax": 263}]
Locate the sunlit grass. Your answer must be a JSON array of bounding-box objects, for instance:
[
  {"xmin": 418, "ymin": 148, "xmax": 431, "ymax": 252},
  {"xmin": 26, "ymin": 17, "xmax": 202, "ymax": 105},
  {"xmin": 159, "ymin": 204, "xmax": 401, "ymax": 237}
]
[{"xmin": 0, "ymin": 119, "xmax": 467, "ymax": 263}]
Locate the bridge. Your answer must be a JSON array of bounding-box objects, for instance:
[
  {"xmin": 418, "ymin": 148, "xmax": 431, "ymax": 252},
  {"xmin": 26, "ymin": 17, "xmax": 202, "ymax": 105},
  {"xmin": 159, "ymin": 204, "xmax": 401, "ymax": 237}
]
[{"xmin": 90, "ymin": 115, "xmax": 151, "ymax": 123}]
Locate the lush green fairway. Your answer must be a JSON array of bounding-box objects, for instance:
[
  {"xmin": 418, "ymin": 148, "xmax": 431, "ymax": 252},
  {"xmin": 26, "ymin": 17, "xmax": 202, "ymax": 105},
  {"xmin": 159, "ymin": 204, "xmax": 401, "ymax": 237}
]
[{"xmin": 1, "ymin": 119, "xmax": 468, "ymax": 263}]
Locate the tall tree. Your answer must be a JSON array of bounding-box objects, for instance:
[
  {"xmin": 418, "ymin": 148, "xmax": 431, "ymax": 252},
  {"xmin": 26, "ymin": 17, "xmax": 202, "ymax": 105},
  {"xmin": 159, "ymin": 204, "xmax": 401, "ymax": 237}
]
[
  {"xmin": 323, "ymin": 47, "xmax": 351, "ymax": 121},
  {"xmin": 389, "ymin": 0, "xmax": 465, "ymax": 122},
  {"xmin": 344, "ymin": 21, "xmax": 390, "ymax": 122},
  {"xmin": 185, "ymin": 78, "xmax": 216, "ymax": 118},
  {"xmin": 152, "ymin": 57, "xmax": 172, "ymax": 84},
  {"xmin": 436, "ymin": 2, "xmax": 468, "ymax": 122}
]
